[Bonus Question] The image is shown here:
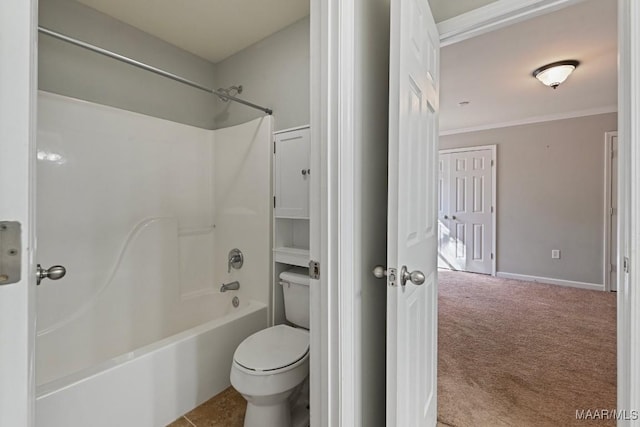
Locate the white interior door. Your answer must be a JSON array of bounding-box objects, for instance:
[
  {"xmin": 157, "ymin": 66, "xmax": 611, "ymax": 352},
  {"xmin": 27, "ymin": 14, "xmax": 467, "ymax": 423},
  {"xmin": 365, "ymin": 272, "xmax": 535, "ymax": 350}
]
[
  {"xmin": 0, "ymin": 0, "xmax": 37, "ymax": 425},
  {"xmin": 610, "ymin": 133, "xmax": 618, "ymax": 291},
  {"xmin": 437, "ymin": 154, "xmax": 453, "ymax": 269},
  {"xmin": 439, "ymin": 149, "xmax": 494, "ymax": 274},
  {"xmin": 386, "ymin": 0, "xmax": 439, "ymax": 424}
]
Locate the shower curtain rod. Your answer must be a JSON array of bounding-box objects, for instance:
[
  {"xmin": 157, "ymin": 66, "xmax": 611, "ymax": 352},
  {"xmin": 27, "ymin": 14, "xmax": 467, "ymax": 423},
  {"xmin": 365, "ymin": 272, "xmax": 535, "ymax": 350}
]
[{"xmin": 38, "ymin": 26, "xmax": 273, "ymax": 115}]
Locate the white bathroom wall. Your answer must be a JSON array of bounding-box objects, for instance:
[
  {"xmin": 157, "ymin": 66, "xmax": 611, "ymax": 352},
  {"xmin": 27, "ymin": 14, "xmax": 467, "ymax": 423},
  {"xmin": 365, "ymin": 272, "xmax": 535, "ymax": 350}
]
[
  {"xmin": 213, "ymin": 117, "xmax": 273, "ymax": 310},
  {"xmin": 37, "ymin": 92, "xmax": 222, "ymax": 384},
  {"xmin": 37, "ymin": 91, "xmax": 217, "ymax": 329},
  {"xmin": 36, "ymin": 92, "xmax": 272, "ymax": 385}
]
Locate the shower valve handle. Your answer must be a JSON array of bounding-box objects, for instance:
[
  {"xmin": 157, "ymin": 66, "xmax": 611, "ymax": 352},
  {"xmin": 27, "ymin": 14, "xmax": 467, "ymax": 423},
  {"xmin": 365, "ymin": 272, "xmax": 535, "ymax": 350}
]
[{"xmin": 228, "ymin": 248, "xmax": 244, "ymax": 273}]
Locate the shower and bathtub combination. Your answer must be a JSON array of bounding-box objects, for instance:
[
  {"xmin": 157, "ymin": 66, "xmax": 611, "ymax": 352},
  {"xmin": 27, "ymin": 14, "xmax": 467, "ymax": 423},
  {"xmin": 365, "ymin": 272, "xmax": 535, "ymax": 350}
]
[{"xmin": 34, "ymin": 29, "xmax": 277, "ymax": 424}]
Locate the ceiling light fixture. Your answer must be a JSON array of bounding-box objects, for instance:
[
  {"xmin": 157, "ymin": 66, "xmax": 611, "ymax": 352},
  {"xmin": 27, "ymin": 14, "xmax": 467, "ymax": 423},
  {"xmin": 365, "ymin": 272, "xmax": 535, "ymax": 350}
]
[{"xmin": 532, "ymin": 60, "xmax": 580, "ymax": 89}]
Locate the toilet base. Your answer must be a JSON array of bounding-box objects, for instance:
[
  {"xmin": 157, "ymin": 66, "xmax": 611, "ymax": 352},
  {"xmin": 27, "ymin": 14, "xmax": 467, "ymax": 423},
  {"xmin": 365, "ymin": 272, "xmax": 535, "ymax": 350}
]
[{"xmin": 244, "ymin": 401, "xmax": 290, "ymax": 427}]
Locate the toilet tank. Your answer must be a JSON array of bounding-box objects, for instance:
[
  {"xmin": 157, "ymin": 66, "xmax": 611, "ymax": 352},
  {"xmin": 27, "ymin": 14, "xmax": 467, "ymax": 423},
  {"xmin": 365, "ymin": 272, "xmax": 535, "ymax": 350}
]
[{"xmin": 279, "ymin": 267, "xmax": 310, "ymax": 329}]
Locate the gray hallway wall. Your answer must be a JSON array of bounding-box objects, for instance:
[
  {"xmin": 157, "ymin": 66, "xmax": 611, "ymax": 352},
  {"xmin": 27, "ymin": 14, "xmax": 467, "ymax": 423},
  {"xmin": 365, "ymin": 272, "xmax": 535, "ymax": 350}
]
[{"xmin": 440, "ymin": 113, "xmax": 617, "ymax": 285}]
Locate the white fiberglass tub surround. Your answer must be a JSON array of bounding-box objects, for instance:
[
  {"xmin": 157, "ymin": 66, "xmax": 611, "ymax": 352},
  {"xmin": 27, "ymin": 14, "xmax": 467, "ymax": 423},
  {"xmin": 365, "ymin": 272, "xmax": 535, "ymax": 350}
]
[{"xmin": 35, "ymin": 92, "xmax": 272, "ymax": 426}]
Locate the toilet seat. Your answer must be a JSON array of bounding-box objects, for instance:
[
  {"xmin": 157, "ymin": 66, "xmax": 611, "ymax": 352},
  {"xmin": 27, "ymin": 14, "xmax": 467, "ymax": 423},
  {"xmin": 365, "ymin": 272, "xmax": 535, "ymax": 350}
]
[{"xmin": 234, "ymin": 325, "xmax": 309, "ymax": 374}]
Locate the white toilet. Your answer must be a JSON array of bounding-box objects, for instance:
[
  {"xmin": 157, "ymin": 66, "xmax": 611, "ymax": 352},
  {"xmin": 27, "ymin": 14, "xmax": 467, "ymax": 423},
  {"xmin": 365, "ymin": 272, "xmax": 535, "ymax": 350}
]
[{"xmin": 230, "ymin": 268, "xmax": 310, "ymax": 427}]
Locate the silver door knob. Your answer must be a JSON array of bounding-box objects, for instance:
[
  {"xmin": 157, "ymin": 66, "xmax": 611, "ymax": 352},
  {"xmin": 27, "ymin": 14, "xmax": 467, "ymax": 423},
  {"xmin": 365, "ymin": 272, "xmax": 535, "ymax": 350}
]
[
  {"xmin": 400, "ymin": 265, "xmax": 425, "ymax": 286},
  {"xmin": 373, "ymin": 265, "xmax": 387, "ymax": 278},
  {"xmin": 37, "ymin": 264, "xmax": 66, "ymax": 285}
]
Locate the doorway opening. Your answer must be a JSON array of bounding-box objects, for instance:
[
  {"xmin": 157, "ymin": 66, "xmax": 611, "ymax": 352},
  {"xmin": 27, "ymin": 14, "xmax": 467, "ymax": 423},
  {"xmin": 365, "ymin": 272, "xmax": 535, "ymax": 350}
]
[{"xmin": 436, "ymin": 0, "xmax": 618, "ymax": 424}]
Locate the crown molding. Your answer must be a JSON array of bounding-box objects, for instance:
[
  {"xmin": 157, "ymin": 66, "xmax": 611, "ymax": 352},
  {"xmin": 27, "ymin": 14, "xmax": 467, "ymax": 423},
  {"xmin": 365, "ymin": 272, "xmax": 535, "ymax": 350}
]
[
  {"xmin": 438, "ymin": 0, "xmax": 587, "ymax": 46},
  {"xmin": 440, "ymin": 105, "xmax": 618, "ymax": 136}
]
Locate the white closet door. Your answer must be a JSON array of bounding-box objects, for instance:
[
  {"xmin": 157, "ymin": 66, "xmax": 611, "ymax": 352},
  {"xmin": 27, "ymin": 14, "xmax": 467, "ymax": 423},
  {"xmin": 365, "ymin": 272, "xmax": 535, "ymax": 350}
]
[
  {"xmin": 438, "ymin": 148, "xmax": 493, "ymax": 274},
  {"xmin": 448, "ymin": 149, "xmax": 493, "ymax": 274},
  {"xmin": 610, "ymin": 134, "xmax": 618, "ymax": 291},
  {"xmin": 438, "ymin": 153, "xmax": 453, "ymax": 269}
]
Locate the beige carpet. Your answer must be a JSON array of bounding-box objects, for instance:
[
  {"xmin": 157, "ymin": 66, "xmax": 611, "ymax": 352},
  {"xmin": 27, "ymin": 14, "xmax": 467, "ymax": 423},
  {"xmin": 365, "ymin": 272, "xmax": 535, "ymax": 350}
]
[{"xmin": 438, "ymin": 271, "xmax": 616, "ymax": 427}]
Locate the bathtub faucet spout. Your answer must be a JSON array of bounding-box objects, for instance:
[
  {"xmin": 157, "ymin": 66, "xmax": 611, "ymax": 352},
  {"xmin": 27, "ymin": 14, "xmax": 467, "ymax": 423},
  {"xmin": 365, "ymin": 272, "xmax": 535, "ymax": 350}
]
[{"xmin": 220, "ymin": 281, "xmax": 240, "ymax": 292}]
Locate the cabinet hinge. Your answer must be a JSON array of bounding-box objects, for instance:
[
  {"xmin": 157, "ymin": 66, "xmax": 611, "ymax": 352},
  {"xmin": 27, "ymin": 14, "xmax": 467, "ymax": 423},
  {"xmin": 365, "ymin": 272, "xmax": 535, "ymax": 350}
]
[
  {"xmin": 309, "ymin": 260, "xmax": 320, "ymax": 279},
  {"xmin": 624, "ymin": 257, "xmax": 630, "ymax": 273}
]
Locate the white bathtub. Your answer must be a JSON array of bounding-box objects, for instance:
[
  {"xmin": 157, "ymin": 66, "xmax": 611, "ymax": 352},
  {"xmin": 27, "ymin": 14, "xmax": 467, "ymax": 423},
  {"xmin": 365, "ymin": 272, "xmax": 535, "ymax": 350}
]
[
  {"xmin": 35, "ymin": 93, "xmax": 273, "ymax": 426},
  {"xmin": 36, "ymin": 300, "xmax": 267, "ymax": 427}
]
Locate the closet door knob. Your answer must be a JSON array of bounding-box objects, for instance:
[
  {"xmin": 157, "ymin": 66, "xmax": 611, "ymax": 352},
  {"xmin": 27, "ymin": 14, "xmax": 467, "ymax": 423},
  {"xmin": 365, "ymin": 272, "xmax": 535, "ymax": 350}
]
[{"xmin": 302, "ymin": 169, "xmax": 307, "ymax": 176}]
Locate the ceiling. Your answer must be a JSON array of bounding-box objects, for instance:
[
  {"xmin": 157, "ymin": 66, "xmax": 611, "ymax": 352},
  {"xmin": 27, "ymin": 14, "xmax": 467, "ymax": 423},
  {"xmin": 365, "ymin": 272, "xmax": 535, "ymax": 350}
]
[
  {"xmin": 440, "ymin": 0, "xmax": 617, "ymax": 134},
  {"xmin": 74, "ymin": 0, "xmax": 310, "ymax": 63},
  {"xmin": 428, "ymin": 0, "xmax": 498, "ymax": 23}
]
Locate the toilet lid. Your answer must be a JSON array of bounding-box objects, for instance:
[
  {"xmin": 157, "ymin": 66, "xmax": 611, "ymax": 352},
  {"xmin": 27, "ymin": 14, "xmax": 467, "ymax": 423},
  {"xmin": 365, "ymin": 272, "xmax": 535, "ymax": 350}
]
[{"xmin": 234, "ymin": 325, "xmax": 309, "ymax": 372}]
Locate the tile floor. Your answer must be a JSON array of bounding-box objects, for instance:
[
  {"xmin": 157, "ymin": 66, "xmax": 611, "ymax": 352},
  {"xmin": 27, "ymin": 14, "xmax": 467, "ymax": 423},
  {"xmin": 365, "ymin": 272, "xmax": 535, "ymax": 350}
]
[
  {"xmin": 168, "ymin": 387, "xmax": 451, "ymax": 427},
  {"xmin": 167, "ymin": 387, "xmax": 246, "ymax": 427}
]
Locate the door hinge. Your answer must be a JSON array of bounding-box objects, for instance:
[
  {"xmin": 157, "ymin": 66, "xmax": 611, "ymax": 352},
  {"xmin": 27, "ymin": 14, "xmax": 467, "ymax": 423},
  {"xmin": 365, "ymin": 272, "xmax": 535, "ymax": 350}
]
[
  {"xmin": 0, "ymin": 221, "xmax": 22, "ymax": 286},
  {"xmin": 491, "ymin": 159, "xmax": 494, "ymax": 167},
  {"xmin": 273, "ymin": 196, "xmax": 276, "ymax": 209},
  {"xmin": 491, "ymin": 206, "xmax": 494, "ymax": 213},
  {"xmin": 610, "ymin": 207, "xmax": 616, "ymax": 216},
  {"xmin": 274, "ymin": 140, "xmax": 277, "ymax": 154},
  {"xmin": 610, "ymin": 263, "xmax": 616, "ymax": 273},
  {"xmin": 491, "ymin": 253, "xmax": 494, "ymax": 260},
  {"xmin": 309, "ymin": 260, "xmax": 320, "ymax": 279},
  {"xmin": 624, "ymin": 257, "xmax": 630, "ymax": 273}
]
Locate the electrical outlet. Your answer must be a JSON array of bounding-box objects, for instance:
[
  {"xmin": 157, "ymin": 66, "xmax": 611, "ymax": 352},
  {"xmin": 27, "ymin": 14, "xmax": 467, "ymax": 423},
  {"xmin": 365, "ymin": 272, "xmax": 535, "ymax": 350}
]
[{"xmin": 551, "ymin": 249, "xmax": 561, "ymax": 259}]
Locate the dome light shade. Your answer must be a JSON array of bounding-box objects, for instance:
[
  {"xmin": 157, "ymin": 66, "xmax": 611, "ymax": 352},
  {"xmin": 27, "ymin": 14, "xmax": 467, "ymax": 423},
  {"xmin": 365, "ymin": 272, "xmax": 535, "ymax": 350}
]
[{"xmin": 533, "ymin": 60, "xmax": 580, "ymax": 89}]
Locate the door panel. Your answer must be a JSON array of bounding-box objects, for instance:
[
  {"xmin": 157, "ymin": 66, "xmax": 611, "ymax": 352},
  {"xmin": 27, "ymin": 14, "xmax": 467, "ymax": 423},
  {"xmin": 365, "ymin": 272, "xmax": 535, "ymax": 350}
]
[
  {"xmin": 438, "ymin": 149, "xmax": 493, "ymax": 274},
  {"xmin": 274, "ymin": 128, "xmax": 310, "ymax": 218},
  {"xmin": 610, "ymin": 134, "xmax": 618, "ymax": 291},
  {"xmin": 387, "ymin": 0, "xmax": 439, "ymax": 424},
  {"xmin": 0, "ymin": 0, "xmax": 37, "ymax": 424},
  {"xmin": 438, "ymin": 154, "xmax": 452, "ymax": 269}
]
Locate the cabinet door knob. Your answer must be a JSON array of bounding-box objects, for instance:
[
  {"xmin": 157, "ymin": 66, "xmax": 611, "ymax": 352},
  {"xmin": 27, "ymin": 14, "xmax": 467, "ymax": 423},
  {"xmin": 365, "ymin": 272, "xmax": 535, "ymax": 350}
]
[{"xmin": 302, "ymin": 169, "xmax": 307, "ymax": 176}]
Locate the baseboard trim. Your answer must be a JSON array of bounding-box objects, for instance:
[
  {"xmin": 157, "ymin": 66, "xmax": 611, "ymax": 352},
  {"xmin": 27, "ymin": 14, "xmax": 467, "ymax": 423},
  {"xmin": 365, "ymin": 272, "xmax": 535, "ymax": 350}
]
[{"xmin": 496, "ymin": 272, "xmax": 605, "ymax": 292}]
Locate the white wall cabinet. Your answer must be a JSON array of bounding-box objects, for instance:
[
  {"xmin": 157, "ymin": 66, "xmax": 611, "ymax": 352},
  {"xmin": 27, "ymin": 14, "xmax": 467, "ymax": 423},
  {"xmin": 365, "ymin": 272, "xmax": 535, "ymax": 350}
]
[
  {"xmin": 274, "ymin": 127, "xmax": 310, "ymax": 218},
  {"xmin": 272, "ymin": 126, "xmax": 310, "ymax": 325}
]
